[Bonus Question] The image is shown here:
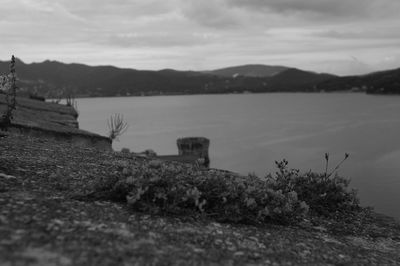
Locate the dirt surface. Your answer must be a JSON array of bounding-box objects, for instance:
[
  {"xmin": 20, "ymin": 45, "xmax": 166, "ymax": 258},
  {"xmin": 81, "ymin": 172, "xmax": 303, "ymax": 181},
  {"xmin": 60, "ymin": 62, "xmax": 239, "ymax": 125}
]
[{"xmin": 1, "ymin": 133, "xmax": 400, "ymax": 265}]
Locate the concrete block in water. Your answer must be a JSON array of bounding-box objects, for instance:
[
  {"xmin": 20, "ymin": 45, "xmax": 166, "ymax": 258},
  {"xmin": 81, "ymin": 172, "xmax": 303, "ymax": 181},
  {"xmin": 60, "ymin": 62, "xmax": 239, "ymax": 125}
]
[{"xmin": 177, "ymin": 137, "xmax": 210, "ymax": 167}]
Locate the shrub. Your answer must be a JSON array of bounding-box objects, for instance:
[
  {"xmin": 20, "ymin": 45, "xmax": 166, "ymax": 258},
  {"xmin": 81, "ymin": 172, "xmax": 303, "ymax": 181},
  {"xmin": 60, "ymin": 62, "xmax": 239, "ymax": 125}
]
[
  {"xmin": 92, "ymin": 153, "xmax": 359, "ymax": 225},
  {"xmin": 94, "ymin": 160, "xmax": 309, "ymax": 225},
  {"xmin": 121, "ymin": 147, "xmax": 130, "ymax": 154},
  {"xmin": 265, "ymin": 157, "xmax": 359, "ymax": 217}
]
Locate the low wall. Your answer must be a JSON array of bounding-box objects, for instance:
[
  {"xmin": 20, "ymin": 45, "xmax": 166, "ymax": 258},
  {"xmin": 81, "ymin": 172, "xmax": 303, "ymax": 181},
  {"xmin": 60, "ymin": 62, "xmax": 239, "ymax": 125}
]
[
  {"xmin": 177, "ymin": 137, "xmax": 210, "ymax": 167},
  {"xmin": 1, "ymin": 95, "xmax": 111, "ymax": 150},
  {"xmin": 8, "ymin": 124, "xmax": 112, "ymax": 151}
]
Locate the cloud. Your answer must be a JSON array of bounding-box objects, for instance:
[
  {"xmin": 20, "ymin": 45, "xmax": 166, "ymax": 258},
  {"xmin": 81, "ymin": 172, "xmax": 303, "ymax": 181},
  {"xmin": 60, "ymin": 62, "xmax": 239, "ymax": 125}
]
[
  {"xmin": 1, "ymin": 0, "xmax": 400, "ymax": 76},
  {"xmin": 321, "ymin": 58, "xmax": 374, "ymax": 76},
  {"xmin": 44, "ymin": 0, "xmax": 174, "ymax": 21},
  {"xmin": 228, "ymin": 0, "xmax": 400, "ymax": 22},
  {"xmin": 312, "ymin": 28, "xmax": 400, "ymax": 40},
  {"xmin": 179, "ymin": 0, "xmax": 241, "ymax": 29},
  {"xmin": 102, "ymin": 32, "xmax": 220, "ymax": 48}
]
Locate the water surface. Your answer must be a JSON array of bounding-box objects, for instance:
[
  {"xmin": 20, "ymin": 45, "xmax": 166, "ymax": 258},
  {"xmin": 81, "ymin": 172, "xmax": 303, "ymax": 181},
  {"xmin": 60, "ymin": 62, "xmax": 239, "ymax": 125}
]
[{"xmin": 77, "ymin": 93, "xmax": 400, "ymax": 219}]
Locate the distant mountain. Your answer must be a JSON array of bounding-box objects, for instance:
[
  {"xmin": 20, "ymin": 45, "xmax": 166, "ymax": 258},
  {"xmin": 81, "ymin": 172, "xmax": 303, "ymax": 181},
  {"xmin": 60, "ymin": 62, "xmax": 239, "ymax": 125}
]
[
  {"xmin": 0, "ymin": 59, "xmax": 339, "ymax": 97},
  {"xmin": 267, "ymin": 68, "xmax": 336, "ymax": 91},
  {"xmin": 204, "ymin": 64, "xmax": 288, "ymax": 78},
  {"xmin": 316, "ymin": 67, "xmax": 400, "ymax": 93},
  {"xmin": 0, "ymin": 59, "xmax": 221, "ymax": 97}
]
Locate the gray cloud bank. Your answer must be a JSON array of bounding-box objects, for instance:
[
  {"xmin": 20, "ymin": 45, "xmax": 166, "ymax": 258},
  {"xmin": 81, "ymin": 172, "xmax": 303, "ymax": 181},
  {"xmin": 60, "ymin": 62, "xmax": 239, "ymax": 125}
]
[{"xmin": 1, "ymin": 0, "xmax": 400, "ymax": 75}]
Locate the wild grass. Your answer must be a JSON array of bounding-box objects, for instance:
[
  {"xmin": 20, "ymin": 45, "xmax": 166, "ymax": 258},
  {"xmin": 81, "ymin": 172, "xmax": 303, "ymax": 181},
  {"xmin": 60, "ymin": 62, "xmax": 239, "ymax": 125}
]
[{"xmin": 65, "ymin": 94, "xmax": 78, "ymax": 116}]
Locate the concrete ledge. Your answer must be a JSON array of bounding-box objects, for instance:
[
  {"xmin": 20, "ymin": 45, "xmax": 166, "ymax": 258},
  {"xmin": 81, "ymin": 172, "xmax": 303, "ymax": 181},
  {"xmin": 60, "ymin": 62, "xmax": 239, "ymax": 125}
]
[
  {"xmin": 8, "ymin": 123, "xmax": 112, "ymax": 150},
  {"xmin": 1, "ymin": 95, "xmax": 111, "ymax": 150}
]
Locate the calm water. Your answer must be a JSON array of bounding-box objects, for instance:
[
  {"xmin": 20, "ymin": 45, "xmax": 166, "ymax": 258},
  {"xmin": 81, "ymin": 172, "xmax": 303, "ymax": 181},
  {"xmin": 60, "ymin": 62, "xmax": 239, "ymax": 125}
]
[{"xmin": 77, "ymin": 93, "xmax": 400, "ymax": 219}]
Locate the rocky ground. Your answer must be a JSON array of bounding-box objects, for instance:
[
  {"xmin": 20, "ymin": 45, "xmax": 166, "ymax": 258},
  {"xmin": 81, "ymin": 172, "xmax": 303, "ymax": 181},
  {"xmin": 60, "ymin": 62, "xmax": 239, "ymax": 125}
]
[{"xmin": 1, "ymin": 132, "xmax": 400, "ymax": 265}]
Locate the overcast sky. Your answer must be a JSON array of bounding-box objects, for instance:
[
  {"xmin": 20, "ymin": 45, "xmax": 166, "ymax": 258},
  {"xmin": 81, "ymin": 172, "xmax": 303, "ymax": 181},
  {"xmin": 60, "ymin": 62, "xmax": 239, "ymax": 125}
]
[{"xmin": 1, "ymin": 0, "xmax": 400, "ymax": 75}]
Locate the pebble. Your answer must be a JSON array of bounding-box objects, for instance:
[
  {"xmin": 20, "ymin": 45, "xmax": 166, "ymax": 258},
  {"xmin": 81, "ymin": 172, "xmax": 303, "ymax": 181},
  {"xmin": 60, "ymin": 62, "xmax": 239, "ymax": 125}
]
[
  {"xmin": 234, "ymin": 251, "xmax": 245, "ymax": 256},
  {"xmin": 0, "ymin": 173, "xmax": 17, "ymax": 179}
]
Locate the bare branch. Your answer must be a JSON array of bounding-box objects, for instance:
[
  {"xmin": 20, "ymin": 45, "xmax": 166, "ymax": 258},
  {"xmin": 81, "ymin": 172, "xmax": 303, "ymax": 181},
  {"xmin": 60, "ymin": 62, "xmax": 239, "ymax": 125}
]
[{"xmin": 107, "ymin": 113, "xmax": 129, "ymax": 141}]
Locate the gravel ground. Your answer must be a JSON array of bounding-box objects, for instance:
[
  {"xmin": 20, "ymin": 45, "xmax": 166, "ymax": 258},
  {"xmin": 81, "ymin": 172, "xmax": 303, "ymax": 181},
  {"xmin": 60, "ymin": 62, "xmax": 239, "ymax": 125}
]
[{"xmin": 1, "ymin": 132, "xmax": 400, "ymax": 265}]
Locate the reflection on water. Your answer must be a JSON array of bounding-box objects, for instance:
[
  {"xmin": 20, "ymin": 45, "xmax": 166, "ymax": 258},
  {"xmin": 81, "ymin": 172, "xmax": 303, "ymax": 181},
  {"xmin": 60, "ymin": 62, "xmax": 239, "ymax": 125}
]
[{"xmin": 77, "ymin": 93, "xmax": 400, "ymax": 219}]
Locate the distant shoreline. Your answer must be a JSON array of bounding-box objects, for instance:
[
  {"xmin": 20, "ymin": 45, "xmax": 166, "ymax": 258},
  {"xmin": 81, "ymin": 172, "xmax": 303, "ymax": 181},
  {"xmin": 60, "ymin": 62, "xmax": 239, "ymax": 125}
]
[{"xmin": 50, "ymin": 90, "xmax": 367, "ymax": 101}]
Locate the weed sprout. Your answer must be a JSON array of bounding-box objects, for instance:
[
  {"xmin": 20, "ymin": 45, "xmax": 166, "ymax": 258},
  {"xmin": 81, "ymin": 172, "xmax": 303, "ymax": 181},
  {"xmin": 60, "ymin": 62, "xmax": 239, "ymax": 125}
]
[
  {"xmin": 107, "ymin": 113, "xmax": 129, "ymax": 141},
  {"xmin": 0, "ymin": 55, "xmax": 17, "ymax": 131}
]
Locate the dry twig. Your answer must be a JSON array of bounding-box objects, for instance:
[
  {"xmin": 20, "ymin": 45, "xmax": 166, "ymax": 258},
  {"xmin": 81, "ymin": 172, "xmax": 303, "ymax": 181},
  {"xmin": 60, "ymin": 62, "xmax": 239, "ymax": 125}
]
[{"xmin": 107, "ymin": 113, "xmax": 128, "ymax": 141}]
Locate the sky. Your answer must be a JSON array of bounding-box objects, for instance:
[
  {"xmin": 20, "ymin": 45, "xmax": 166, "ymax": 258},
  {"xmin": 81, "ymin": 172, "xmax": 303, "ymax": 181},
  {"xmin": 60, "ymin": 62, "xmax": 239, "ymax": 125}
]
[{"xmin": 1, "ymin": 0, "xmax": 400, "ymax": 75}]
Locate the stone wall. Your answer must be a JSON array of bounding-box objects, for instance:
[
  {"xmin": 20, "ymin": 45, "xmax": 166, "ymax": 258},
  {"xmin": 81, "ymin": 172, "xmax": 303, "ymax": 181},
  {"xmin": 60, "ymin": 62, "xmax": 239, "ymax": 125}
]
[
  {"xmin": 0, "ymin": 94, "xmax": 112, "ymax": 150},
  {"xmin": 8, "ymin": 124, "xmax": 112, "ymax": 150}
]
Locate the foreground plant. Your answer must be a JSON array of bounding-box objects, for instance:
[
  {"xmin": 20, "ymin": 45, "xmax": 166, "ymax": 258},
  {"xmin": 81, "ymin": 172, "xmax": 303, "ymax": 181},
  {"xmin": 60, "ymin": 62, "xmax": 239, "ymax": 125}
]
[
  {"xmin": 94, "ymin": 160, "xmax": 309, "ymax": 225},
  {"xmin": 0, "ymin": 55, "xmax": 18, "ymax": 131},
  {"xmin": 107, "ymin": 113, "xmax": 129, "ymax": 141},
  {"xmin": 65, "ymin": 93, "xmax": 78, "ymax": 116},
  {"xmin": 92, "ymin": 152, "xmax": 360, "ymax": 225},
  {"xmin": 324, "ymin": 152, "xmax": 350, "ymax": 178},
  {"xmin": 267, "ymin": 155, "xmax": 359, "ymax": 217}
]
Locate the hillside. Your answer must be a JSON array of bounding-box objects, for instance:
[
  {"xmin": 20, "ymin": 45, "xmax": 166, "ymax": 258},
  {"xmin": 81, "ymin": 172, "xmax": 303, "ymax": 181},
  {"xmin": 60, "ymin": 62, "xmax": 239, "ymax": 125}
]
[
  {"xmin": 204, "ymin": 64, "xmax": 288, "ymax": 78},
  {"xmin": 0, "ymin": 59, "xmax": 335, "ymax": 97},
  {"xmin": 316, "ymin": 68, "xmax": 400, "ymax": 93},
  {"xmin": 267, "ymin": 68, "xmax": 336, "ymax": 91}
]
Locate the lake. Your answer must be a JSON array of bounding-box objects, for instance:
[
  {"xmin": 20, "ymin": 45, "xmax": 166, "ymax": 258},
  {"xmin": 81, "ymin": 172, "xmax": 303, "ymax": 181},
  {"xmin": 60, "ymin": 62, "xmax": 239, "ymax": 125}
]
[{"xmin": 77, "ymin": 93, "xmax": 400, "ymax": 219}]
